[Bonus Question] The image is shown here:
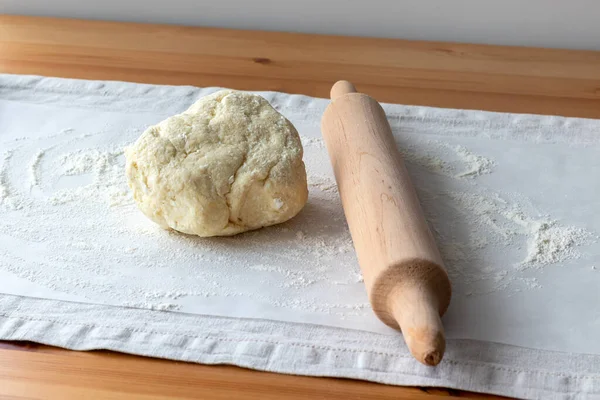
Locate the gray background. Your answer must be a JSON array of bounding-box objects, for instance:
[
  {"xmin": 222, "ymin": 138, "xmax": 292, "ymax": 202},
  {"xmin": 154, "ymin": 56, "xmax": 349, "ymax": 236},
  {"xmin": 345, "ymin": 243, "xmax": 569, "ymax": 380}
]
[{"xmin": 3, "ymin": 0, "xmax": 600, "ymax": 50}]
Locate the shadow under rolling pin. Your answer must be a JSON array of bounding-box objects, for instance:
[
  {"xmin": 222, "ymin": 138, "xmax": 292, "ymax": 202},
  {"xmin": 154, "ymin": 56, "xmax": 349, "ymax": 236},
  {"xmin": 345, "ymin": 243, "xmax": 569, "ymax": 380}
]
[{"xmin": 321, "ymin": 80, "xmax": 452, "ymax": 366}]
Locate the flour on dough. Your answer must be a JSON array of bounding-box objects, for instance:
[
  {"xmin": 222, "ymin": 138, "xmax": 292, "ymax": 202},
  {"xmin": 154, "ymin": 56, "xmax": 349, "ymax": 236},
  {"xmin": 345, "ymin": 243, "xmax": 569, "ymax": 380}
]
[{"xmin": 125, "ymin": 90, "xmax": 308, "ymax": 237}]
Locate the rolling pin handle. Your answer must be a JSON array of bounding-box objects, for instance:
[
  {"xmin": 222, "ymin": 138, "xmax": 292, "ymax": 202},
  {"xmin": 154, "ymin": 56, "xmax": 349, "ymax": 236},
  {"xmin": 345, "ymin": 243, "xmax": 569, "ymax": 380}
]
[
  {"xmin": 330, "ymin": 80, "xmax": 357, "ymax": 100},
  {"xmin": 389, "ymin": 285, "xmax": 446, "ymax": 366}
]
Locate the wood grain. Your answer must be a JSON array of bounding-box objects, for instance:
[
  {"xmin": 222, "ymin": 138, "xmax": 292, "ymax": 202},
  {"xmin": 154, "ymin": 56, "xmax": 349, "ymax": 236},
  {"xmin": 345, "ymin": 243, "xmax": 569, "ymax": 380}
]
[
  {"xmin": 1, "ymin": 15, "xmax": 600, "ymax": 118},
  {"xmin": 1, "ymin": 14, "xmax": 598, "ymax": 399},
  {"xmin": 0, "ymin": 343, "xmax": 507, "ymax": 400}
]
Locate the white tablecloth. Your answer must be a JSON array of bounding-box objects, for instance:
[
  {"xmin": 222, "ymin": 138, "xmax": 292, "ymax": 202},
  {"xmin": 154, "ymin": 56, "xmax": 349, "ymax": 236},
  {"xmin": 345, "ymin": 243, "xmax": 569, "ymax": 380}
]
[{"xmin": 1, "ymin": 74, "xmax": 599, "ymax": 399}]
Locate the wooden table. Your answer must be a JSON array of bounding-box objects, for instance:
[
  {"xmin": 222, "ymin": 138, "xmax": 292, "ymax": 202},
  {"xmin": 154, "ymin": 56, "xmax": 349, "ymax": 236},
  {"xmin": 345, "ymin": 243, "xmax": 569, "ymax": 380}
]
[{"xmin": 1, "ymin": 15, "xmax": 599, "ymax": 399}]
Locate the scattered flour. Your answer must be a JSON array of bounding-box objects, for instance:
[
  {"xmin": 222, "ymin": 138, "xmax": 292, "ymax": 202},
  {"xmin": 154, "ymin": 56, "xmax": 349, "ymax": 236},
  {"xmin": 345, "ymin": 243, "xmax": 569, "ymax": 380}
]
[
  {"xmin": 28, "ymin": 149, "xmax": 45, "ymax": 187},
  {"xmin": 400, "ymin": 148, "xmax": 449, "ymax": 175},
  {"xmin": 60, "ymin": 148, "xmax": 121, "ymax": 176},
  {"xmin": 0, "ymin": 150, "xmax": 23, "ymax": 210},
  {"xmin": 0, "ymin": 119, "xmax": 597, "ymax": 316},
  {"xmin": 273, "ymin": 198, "xmax": 284, "ymax": 210},
  {"xmin": 308, "ymin": 174, "xmax": 338, "ymax": 195},
  {"xmin": 521, "ymin": 221, "xmax": 592, "ymax": 268},
  {"xmin": 299, "ymin": 135, "xmax": 325, "ymax": 149},
  {"xmin": 0, "ymin": 128, "xmax": 364, "ymax": 314},
  {"xmin": 399, "ymin": 138, "xmax": 595, "ymax": 295},
  {"xmin": 0, "ymin": 150, "xmax": 14, "ymax": 203},
  {"xmin": 400, "ymin": 141, "xmax": 495, "ymax": 179},
  {"xmin": 444, "ymin": 191, "xmax": 594, "ymax": 270},
  {"xmin": 452, "ymin": 145, "xmax": 495, "ymax": 178},
  {"xmin": 50, "ymin": 147, "xmax": 130, "ymax": 206},
  {"xmin": 429, "ymin": 186, "xmax": 596, "ymax": 295},
  {"xmin": 122, "ymin": 302, "xmax": 179, "ymax": 311},
  {"xmin": 249, "ymin": 264, "xmax": 316, "ymax": 288}
]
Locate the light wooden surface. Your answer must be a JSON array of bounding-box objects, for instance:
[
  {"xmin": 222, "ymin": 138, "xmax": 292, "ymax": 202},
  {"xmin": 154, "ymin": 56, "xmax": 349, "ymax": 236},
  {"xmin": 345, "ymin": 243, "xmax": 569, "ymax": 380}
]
[
  {"xmin": 1, "ymin": 15, "xmax": 600, "ymax": 119},
  {"xmin": 0, "ymin": 342, "xmax": 506, "ymax": 400},
  {"xmin": 1, "ymin": 14, "xmax": 599, "ymax": 399},
  {"xmin": 321, "ymin": 81, "xmax": 451, "ymax": 366}
]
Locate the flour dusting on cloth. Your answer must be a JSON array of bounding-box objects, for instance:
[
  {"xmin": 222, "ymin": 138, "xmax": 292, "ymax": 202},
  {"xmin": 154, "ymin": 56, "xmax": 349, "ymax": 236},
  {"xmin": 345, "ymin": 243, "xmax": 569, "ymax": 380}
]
[
  {"xmin": 0, "ymin": 74, "xmax": 599, "ymax": 352},
  {"xmin": 2, "ymin": 75, "xmax": 600, "ymax": 399}
]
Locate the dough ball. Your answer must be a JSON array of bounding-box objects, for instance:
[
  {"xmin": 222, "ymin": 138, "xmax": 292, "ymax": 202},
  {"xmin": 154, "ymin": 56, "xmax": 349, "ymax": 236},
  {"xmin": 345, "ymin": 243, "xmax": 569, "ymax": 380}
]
[{"xmin": 125, "ymin": 90, "xmax": 308, "ymax": 237}]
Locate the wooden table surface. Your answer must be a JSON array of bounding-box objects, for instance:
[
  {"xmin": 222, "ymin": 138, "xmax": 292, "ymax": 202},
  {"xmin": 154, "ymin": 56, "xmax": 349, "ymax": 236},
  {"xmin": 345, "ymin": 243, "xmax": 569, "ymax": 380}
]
[{"xmin": 1, "ymin": 15, "xmax": 599, "ymax": 400}]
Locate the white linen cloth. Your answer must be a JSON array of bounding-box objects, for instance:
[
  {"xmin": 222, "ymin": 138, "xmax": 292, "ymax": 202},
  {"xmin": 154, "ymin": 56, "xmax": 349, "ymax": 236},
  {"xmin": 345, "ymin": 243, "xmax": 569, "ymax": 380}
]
[{"xmin": 1, "ymin": 74, "xmax": 599, "ymax": 399}]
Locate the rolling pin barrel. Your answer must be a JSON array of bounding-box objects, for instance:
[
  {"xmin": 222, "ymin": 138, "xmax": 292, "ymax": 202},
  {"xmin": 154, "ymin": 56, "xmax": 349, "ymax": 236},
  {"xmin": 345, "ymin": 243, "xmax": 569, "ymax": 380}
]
[{"xmin": 321, "ymin": 81, "xmax": 452, "ymax": 366}]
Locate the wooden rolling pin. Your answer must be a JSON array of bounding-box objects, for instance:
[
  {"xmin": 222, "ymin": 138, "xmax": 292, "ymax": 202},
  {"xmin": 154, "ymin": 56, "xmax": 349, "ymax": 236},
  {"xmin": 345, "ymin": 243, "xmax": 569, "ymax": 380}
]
[{"xmin": 321, "ymin": 81, "xmax": 452, "ymax": 366}]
